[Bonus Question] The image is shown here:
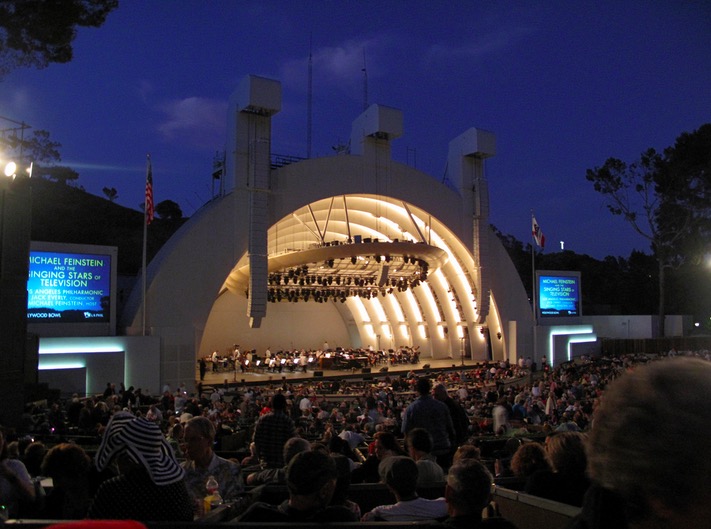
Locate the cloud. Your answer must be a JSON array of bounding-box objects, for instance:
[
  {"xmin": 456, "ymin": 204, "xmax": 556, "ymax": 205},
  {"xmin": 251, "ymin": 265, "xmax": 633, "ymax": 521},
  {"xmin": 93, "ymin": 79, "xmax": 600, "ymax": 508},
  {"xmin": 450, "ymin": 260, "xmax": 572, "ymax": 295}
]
[
  {"xmin": 61, "ymin": 161, "xmax": 143, "ymax": 173},
  {"xmin": 280, "ymin": 35, "xmax": 389, "ymax": 92},
  {"xmin": 0, "ymin": 86, "xmax": 35, "ymax": 126},
  {"xmin": 424, "ymin": 25, "xmax": 535, "ymax": 65},
  {"xmin": 155, "ymin": 97, "xmax": 227, "ymax": 149}
]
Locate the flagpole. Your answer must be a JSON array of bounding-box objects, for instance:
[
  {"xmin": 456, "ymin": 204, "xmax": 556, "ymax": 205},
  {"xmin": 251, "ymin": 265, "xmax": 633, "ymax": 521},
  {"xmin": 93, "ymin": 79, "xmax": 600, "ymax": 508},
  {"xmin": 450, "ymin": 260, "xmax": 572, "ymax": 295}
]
[
  {"xmin": 531, "ymin": 211, "xmax": 538, "ymax": 365},
  {"xmin": 142, "ymin": 154, "xmax": 153, "ymax": 336},
  {"xmin": 531, "ymin": 211, "xmax": 537, "ymax": 322}
]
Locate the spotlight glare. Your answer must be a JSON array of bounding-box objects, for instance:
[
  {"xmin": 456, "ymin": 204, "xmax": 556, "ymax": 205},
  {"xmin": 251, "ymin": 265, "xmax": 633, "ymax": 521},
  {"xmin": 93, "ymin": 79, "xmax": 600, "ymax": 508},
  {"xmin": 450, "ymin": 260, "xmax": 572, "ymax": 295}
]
[{"xmin": 4, "ymin": 161, "xmax": 17, "ymax": 177}]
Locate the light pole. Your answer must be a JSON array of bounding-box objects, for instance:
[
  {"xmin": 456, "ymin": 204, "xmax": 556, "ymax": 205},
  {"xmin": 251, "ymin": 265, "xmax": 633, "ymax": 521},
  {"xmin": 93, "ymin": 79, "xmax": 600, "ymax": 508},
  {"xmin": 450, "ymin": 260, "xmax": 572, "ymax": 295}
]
[
  {"xmin": 0, "ymin": 157, "xmax": 34, "ymax": 429},
  {"xmin": 3, "ymin": 160, "xmax": 33, "ymax": 179},
  {"xmin": 1, "ymin": 116, "xmax": 35, "ymax": 428}
]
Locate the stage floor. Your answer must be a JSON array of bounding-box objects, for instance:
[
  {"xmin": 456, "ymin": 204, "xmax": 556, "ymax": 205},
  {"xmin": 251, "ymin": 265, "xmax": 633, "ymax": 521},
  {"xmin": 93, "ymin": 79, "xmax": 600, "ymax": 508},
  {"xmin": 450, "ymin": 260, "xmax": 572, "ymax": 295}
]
[{"xmin": 197, "ymin": 357, "xmax": 475, "ymax": 388}]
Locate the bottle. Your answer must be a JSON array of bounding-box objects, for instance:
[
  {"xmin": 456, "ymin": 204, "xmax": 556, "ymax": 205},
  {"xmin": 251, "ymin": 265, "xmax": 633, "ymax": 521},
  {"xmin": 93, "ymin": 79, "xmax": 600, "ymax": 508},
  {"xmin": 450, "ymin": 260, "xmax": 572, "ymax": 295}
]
[{"xmin": 203, "ymin": 475, "xmax": 222, "ymax": 513}]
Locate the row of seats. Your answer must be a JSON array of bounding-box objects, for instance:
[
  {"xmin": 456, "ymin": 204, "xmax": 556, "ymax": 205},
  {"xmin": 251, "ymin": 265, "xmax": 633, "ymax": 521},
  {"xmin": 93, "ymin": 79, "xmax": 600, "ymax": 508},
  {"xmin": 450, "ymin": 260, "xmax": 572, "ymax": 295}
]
[
  {"xmin": 6, "ymin": 523, "xmax": 442, "ymax": 529},
  {"xmin": 492, "ymin": 486, "xmax": 581, "ymax": 529},
  {"xmin": 244, "ymin": 482, "xmax": 447, "ymax": 515},
  {"xmin": 5, "ymin": 486, "xmax": 579, "ymax": 529}
]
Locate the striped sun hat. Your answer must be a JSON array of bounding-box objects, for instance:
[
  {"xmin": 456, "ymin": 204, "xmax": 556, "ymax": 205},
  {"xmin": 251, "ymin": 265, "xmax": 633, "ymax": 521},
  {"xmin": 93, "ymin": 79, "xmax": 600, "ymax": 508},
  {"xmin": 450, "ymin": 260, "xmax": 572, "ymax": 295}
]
[{"xmin": 95, "ymin": 412, "xmax": 184, "ymax": 486}]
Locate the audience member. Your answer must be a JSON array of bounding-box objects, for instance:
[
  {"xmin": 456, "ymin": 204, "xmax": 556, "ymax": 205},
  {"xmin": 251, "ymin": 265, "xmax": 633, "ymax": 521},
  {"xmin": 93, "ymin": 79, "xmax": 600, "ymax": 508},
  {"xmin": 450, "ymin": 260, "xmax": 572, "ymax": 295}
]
[
  {"xmin": 338, "ymin": 424, "xmax": 365, "ymax": 451},
  {"xmin": 0, "ymin": 429, "xmax": 36, "ymax": 518},
  {"xmin": 405, "ymin": 427, "xmax": 445, "ymax": 485},
  {"xmin": 568, "ymin": 357, "xmax": 711, "ymax": 529},
  {"xmin": 166, "ymin": 422, "xmax": 184, "ymax": 459},
  {"xmin": 6, "ymin": 440, "xmax": 20, "ymax": 459},
  {"xmin": 326, "ymin": 435, "xmax": 358, "ymax": 470},
  {"xmin": 40, "ymin": 443, "xmax": 94, "ymax": 519},
  {"xmin": 246, "ymin": 436, "xmax": 310, "ymax": 486},
  {"xmin": 510, "ymin": 441, "xmax": 551, "ymax": 490},
  {"xmin": 181, "ymin": 416, "xmax": 244, "ymax": 507},
  {"xmin": 236, "ymin": 450, "xmax": 358, "ymax": 522},
  {"xmin": 241, "ymin": 442, "xmax": 258, "ymax": 468},
  {"xmin": 434, "ymin": 383, "xmax": 470, "ymax": 446},
  {"xmin": 526, "ymin": 431, "xmax": 590, "ymax": 506},
  {"xmin": 253, "ymin": 393, "xmax": 296, "ymax": 468},
  {"xmin": 443, "ymin": 458, "xmax": 518, "ymax": 528},
  {"xmin": 493, "ymin": 438, "xmax": 524, "ymax": 479},
  {"xmin": 351, "ymin": 430, "xmax": 406, "ymax": 484},
  {"xmin": 330, "ymin": 454, "xmax": 361, "ymax": 519},
  {"xmin": 361, "ymin": 456, "xmax": 447, "ymax": 521},
  {"xmin": 452, "ymin": 443, "xmax": 482, "ymax": 464},
  {"xmin": 402, "ymin": 377, "xmax": 456, "ymax": 469},
  {"xmin": 22, "ymin": 441, "xmax": 47, "ymax": 478},
  {"xmin": 88, "ymin": 412, "xmax": 193, "ymax": 521},
  {"xmin": 492, "ymin": 398, "xmax": 511, "ymax": 435}
]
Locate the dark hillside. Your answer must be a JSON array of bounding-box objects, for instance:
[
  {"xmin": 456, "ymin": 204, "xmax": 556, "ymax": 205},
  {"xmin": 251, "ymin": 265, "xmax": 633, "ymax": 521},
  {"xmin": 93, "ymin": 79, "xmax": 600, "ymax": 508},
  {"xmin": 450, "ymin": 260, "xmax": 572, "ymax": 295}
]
[{"xmin": 28, "ymin": 178, "xmax": 186, "ymax": 275}]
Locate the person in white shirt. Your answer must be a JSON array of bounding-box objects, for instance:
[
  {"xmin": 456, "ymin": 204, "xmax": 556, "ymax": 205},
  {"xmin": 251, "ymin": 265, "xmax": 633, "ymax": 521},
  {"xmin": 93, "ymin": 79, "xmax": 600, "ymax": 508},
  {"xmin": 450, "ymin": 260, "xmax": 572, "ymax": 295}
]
[
  {"xmin": 339, "ymin": 427, "xmax": 365, "ymax": 450},
  {"xmin": 457, "ymin": 386, "xmax": 468, "ymax": 400},
  {"xmin": 361, "ymin": 456, "xmax": 446, "ymax": 521},
  {"xmin": 299, "ymin": 394, "xmax": 312, "ymax": 413},
  {"xmin": 211, "ymin": 350, "xmax": 219, "ymax": 372}
]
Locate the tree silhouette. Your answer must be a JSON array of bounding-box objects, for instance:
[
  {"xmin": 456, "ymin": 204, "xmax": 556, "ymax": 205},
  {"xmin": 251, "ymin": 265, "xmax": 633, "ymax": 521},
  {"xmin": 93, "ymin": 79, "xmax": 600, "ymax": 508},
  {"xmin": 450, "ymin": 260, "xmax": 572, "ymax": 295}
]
[
  {"xmin": 155, "ymin": 199, "xmax": 183, "ymax": 220},
  {"xmin": 102, "ymin": 187, "xmax": 118, "ymax": 202},
  {"xmin": 586, "ymin": 123, "xmax": 711, "ymax": 336},
  {"xmin": 0, "ymin": 0, "xmax": 118, "ymax": 78}
]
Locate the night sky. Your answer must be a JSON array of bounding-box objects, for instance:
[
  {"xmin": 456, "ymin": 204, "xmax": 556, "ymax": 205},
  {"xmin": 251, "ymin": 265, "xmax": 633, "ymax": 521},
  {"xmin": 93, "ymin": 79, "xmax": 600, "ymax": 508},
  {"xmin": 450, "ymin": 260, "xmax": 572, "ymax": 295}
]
[{"xmin": 2, "ymin": 1, "xmax": 709, "ymax": 259}]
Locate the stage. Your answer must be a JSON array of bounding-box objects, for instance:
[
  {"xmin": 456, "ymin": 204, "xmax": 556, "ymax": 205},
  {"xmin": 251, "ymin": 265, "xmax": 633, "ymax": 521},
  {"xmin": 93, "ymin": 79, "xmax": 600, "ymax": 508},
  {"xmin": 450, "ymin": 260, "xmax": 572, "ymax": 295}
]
[{"xmin": 197, "ymin": 356, "xmax": 478, "ymax": 388}]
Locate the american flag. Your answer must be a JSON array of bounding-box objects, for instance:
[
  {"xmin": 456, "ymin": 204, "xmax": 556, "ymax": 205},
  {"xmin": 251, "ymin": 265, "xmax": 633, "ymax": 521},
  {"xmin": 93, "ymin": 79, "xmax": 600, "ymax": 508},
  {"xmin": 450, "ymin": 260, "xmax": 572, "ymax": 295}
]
[
  {"xmin": 145, "ymin": 154, "xmax": 154, "ymax": 224},
  {"xmin": 532, "ymin": 215, "xmax": 545, "ymax": 248}
]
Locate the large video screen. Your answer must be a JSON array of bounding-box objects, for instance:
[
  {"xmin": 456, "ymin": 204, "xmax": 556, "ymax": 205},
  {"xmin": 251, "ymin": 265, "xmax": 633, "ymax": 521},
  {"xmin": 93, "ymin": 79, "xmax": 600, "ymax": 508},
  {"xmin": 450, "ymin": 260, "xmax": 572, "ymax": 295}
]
[
  {"xmin": 27, "ymin": 242, "xmax": 117, "ymax": 335},
  {"xmin": 537, "ymin": 271, "xmax": 582, "ymax": 318},
  {"xmin": 28, "ymin": 251, "xmax": 111, "ymax": 322}
]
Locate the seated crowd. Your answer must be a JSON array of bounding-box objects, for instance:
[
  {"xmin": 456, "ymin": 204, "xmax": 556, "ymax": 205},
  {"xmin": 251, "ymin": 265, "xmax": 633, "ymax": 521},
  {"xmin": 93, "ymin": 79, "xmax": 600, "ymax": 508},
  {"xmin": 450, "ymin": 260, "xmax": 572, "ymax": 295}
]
[{"xmin": 1, "ymin": 349, "xmax": 709, "ymax": 528}]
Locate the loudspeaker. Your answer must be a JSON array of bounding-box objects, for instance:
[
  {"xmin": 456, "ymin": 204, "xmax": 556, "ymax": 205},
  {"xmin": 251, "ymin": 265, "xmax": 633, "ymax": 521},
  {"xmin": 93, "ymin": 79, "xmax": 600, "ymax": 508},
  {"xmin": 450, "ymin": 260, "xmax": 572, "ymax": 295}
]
[
  {"xmin": 377, "ymin": 264, "xmax": 390, "ymax": 287},
  {"xmin": 379, "ymin": 367, "xmax": 389, "ymax": 373},
  {"xmin": 361, "ymin": 367, "xmax": 371, "ymax": 374},
  {"xmin": 422, "ymin": 363, "xmax": 431, "ymax": 369},
  {"xmin": 314, "ymin": 371, "xmax": 323, "ymax": 377}
]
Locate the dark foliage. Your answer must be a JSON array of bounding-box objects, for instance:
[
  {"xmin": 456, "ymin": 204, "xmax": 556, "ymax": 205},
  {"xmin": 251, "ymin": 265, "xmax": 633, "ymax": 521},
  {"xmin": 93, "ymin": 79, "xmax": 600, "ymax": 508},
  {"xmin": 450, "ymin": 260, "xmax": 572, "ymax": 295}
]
[
  {"xmin": 28, "ymin": 178, "xmax": 186, "ymax": 275},
  {"xmin": 496, "ymin": 227, "xmax": 659, "ymax": 316},
  {"xmin": 0, "ymin": 0, "xmax": 118, "ymax": 77}
]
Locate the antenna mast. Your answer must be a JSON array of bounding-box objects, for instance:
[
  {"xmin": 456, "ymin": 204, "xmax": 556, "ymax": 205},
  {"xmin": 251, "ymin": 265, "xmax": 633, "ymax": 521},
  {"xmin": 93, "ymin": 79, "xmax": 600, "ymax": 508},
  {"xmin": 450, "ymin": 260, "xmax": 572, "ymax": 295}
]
[
  {"xmin": 362, "ymin": 48, "xmax": 368, "ymax": 111},
  {"xmin": 307, "ymin": 34, "xmax": 313, "ymax": 159}
]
